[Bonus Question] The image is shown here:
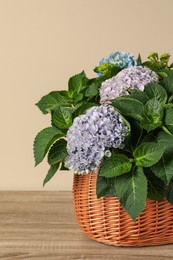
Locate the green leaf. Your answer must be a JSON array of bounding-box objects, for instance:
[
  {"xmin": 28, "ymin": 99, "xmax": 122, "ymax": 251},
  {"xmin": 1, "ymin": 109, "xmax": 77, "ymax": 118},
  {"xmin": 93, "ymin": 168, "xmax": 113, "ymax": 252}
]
[
  {"xmin": 145, "ymin": 83, "xmax": 167, "ymax": 105},
  {"xmin": 34, "ymin": 127, "xmax": 65, "ymax": 166},
  {"xmin": 133, "ymin": 142, "xmax": 165, "ymax": 167},
  {"xmin": 161, "ymin": 77, "xmax": 173, "ymax": 95},
  {"xmin": 94, "ymin": 65, "xmax": 121, "ymax": 84},
  {"xmin": 159, "ymin": 70, "xmax": 173, "ymax": 79},
  {"xmin": 48, "ymin": 139, "xmax": 67, "ymax": 165},
  {"xmin": 164, "ymin": 103, "xmax": 173, "ymax": 109},
  {"xmin": 68, "ymin": 71, "xmax": 87, "ymax": 96},
  {"xmin": 36, "ymin": 91, "xmax": 72, "ymax": 114},
  {"xmin": 144, "ymin": 98, "xmax": 163, "ymax": 123},
  {"xmin": 73, "ymin": 93, "xmax": 83, "ymax": 102},
  {"xmin": 148, "ymin": 52, "xmax": 159, "ymax": 63},
  {"xmin": 151, "ymin": 131, "xmax": 173, "ymax": 183},
  {"xmin": 60, "ymin": 162, "xmax": 69, "ymax": 171},
  {"xmin": 158, "ymin": 71, "xmax": 169, "ymax": 78},
  {"xmin": 137, "ymin": 53, "xmax": 142, "ymax": 65},
  {"xmin": 52, "ymin": 107, "xmax": 72, "ymax": 129},
  {"xmin": 162, "ymin": 126, "xmax": 173, "ymax": 136},
  {"xmin": 168, "ymin": 95, "xmax": 173, "ymax": 103},
  {"xmin": 99, "ymin": 154, "xmax": 132, "ymax": 178},
  {"xmin": 142, "ymin": 61, "xmax": 158, "ymax": 71},
  {"xmin": 115, "ymin": 167, "xmax": 147, "ymax": 222},
  {"xmin": 84, "ymin": 82, "xmax": 99, "ymax": 97},
  {"xmin": 140, "ymin": 98, "xmax": 163, "ymax": 131},
  {"xmin": 160, "ymin": 53, "xmax": 170, "ymax": 68},
  {"xmin": 112, "ymin": 97, "xmax": 144, "ymax": 121},
  {"xmin": 145, "ymin": 170, "xmax": 165, "ymax": 201},
  {"xmin": 43, "ymin": 163, "xmax": 60, "ymax": 186},
  {"xmin": 166, "ymin": 177, "xmax": 173, "ymax": 204},
  {"xmin": 96, "ymin": 176, "xmax": 116, "ymax": 198},
  {"xmin": 129, "ymin": 120, "xmax": 143, "ymax": 149},
  {"xmin": 163, "ymin": 108, "xmax": 173, "ymax": 135},
  {"xmin": 142, "ymin": 133, "xmax": 157, "ymax": 143},
  {"xmin": 127, "ymin": 89, "xmax": 149, "ymax": 104},
  {"xmin": 140, "ymin": 119, "xmax": 162, "ymax": 132},
  {"xmin": 94, "ymin": 63, "xmax": 120, "ymax": 76},
  {"xmin": 143, "ymin": 53, "xmax": 170, "ymax": 71},
  {"xmin": 94, "ymin": 63, "xmax": 110, "ymax": 74},
  {"xmin": 73, "ymin": 102, "xmax": 97, "ymax": 118}
]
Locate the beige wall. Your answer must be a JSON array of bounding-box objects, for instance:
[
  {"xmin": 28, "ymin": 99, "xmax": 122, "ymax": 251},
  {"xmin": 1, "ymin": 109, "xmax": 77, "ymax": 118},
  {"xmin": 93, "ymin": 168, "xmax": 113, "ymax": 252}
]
[{"xmin": 0, "ymin": 0, "xmax": 173, "ymax": 190}]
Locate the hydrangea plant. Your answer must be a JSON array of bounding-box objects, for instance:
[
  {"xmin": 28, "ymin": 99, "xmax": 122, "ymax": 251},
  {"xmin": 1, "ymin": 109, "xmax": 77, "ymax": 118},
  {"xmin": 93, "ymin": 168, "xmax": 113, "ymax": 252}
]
[{"xmin": 34, "ymin": 51, "xmax": 173, "ymax": 221}]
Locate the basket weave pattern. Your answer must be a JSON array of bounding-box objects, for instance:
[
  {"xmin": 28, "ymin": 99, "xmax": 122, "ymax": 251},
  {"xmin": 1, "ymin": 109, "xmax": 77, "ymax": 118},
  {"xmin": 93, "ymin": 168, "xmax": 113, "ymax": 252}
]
[{"xmin": 73, "ymin": 172, "xmax": 173, "ymax": 246}]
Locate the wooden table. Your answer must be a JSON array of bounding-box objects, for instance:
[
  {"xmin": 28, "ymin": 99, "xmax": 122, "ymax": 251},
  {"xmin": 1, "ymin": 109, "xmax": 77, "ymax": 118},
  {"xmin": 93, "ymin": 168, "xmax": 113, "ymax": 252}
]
[{"xmin": 0, "ymin": 191, "xmax": 173, "ymax": 259}]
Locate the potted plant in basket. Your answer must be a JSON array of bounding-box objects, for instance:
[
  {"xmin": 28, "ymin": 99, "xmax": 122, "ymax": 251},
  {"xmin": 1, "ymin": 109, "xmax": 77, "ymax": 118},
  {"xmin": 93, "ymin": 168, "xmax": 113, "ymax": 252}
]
[{"xmin": 34, "ymin": 51, "xmax": 173, "ymax": 246}]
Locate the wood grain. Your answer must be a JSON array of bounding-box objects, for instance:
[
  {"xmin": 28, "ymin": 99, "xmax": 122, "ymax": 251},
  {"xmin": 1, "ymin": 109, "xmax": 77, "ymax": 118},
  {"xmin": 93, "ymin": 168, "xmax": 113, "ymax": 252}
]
[{"xmin": 0, "ymin": 191, "xmax": 173, "ymax": 259}]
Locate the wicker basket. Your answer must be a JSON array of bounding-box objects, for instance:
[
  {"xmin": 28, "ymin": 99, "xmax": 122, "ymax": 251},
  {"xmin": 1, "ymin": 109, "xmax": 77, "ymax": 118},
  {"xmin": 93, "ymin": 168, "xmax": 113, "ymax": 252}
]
[{"xmin": 73, "ymin": 172, "xmax": 173, "ymax": 246}]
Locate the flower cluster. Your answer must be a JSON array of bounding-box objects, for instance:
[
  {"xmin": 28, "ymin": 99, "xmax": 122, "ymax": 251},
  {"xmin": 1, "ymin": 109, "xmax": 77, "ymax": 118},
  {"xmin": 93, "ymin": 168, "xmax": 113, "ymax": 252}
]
[
  {"xmin": 99, "ymin": 51, "xmax": 137, "ymax": 69},
  {"xmin": 100, "ymin": 66, "xmax": 158, "ymax": 104},
  {"xmin": 65, "ymin": 106, "xmax": 129, "ymax": 174}
]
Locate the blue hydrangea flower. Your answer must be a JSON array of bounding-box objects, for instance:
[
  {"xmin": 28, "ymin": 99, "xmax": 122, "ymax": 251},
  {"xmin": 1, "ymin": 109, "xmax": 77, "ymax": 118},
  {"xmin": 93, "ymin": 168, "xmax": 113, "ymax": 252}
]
[
  {"xmin": 99, "ymin": 51, "xmax": 137, "ymax": 69},
  {"xmin": 65, "ymin": 106, "xmax": 129, "ymax": 174},
  {"xmin": 100, "ymin": 66, "xmax": 158, "ymax": 104}
]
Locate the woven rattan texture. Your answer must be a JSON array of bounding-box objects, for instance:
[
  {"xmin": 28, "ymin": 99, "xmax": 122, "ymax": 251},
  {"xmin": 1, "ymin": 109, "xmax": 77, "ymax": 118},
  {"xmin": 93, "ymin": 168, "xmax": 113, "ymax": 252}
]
[{"xmin": 73, "ymin": 172, "xmax": 173, "ymax": 246}]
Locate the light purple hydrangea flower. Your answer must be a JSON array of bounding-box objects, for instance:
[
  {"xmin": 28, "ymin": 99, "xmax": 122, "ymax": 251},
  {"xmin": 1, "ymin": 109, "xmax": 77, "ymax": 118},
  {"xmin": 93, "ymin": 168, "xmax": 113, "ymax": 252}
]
[
  {"xmin": 100, "ymin": 66, "xmax": 158, "ymax": 104},
  {"xmin": 65, "ymin": 106, "xmax": 129, "ymax": 174}
]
